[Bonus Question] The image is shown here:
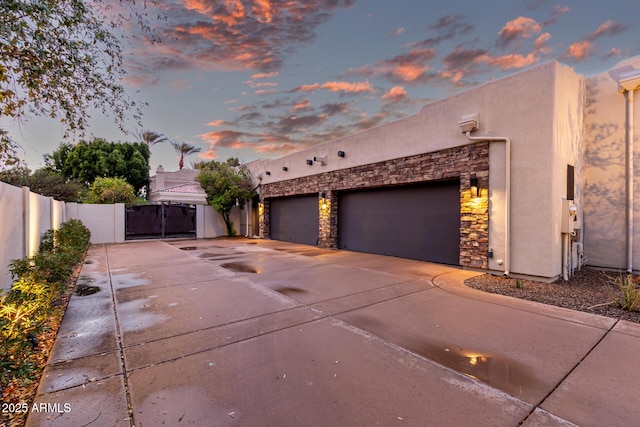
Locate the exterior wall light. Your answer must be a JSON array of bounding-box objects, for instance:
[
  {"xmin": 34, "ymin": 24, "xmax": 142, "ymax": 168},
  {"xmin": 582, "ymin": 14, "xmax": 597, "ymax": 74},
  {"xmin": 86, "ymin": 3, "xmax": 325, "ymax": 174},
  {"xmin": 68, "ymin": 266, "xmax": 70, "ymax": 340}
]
[
  {"xmin": 470, "ymin": 175, "xmax": 479, "ymax": 198},
  {"xmin": 282, "ymin": 166, "xmax": 288, "ymax": 172},
  {"xmin": 319, "ymin": 192, "xmax": 330, "ymax": 215},
  {"xmin": 306, "ymin": 159, "xmax": 313, "ymax": 165},
  {"xmin": 337, "ymin": 151, "xmax": 345, "ymax": 158}
]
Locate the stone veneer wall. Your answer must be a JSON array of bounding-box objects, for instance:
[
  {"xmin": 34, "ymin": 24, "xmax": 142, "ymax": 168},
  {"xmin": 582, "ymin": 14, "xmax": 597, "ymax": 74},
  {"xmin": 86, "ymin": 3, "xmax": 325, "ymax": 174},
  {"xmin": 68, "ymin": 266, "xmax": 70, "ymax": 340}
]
[{"xmin": 260, "ymin": 142, "xmax": 489, "ymax": 269}]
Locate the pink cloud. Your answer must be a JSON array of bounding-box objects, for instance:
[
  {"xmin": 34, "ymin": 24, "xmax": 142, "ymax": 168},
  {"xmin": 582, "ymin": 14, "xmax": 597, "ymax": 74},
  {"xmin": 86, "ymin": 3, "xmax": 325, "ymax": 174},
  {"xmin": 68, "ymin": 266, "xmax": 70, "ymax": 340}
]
[
  {"xmin": 207, "ymin": 120, "xmax": 229, "ymax": 126},
  {"xmin": 382, "ymin": 86, "xmax": 408, "ymax": 103},
  {"xmin": 497, "ymin": 16, "xmax": 542, "ymax": 47},
  {"xmin": 480, "ymin": 52, "xmax": 540, "ymax": 70},
  {"xmin": 566, "ymin": 40, "xmax": 593, "ymax": 61},
  {"xmin": 293, "ymin": 81, "xmax": 374, "ymax": 94},
  {"xmin": 542, "ymin": 5, "xmax": 570, "ymax": 26},
  {"xmin": 593, "ymin": 20, "xmax": 626, "ymax": 38},
  {"xmin": 252, "ymin": 0, "xmax": 274, "ymax": 23},
  {"xmin": 350, "ymin": 48, "xmax": 436, "ymax": 84},
  {"xmin": 252, "ymin": 71, "xmax": 279, "ymax": 79},
  {"xmin": 321, "ymin": 81, "xmax": 374, "ymax": 93},
  {"xmin": 292, "ymin": 98, "xmax": 311, "ymax": 111},
  {"xmin": 533, "ymin": 32, "xmax": 552, "ymax": 51},
  {"xmin": 564, "ymin": 19, "xmax": 630, "ymax": 63},
  {"xmin": 126, "ymin": 0, "xmax": 358, "ymax": 81}
]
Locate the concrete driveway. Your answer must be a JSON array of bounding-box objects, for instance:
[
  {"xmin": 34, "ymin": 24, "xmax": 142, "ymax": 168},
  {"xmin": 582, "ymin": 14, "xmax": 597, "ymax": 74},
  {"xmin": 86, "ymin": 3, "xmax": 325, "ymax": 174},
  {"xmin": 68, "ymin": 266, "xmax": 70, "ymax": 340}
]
[{"xmin": 27, "ymin": 238, "xmax": 640, "ymax": 426}]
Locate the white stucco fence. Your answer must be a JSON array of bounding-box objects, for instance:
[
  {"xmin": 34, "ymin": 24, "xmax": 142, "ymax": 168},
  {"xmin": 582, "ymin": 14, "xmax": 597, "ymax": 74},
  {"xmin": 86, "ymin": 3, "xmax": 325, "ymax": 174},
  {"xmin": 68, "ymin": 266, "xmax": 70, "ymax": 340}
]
[{"xmin": 1, "ymin": 181, "xmax": 245, "ymax": 291}]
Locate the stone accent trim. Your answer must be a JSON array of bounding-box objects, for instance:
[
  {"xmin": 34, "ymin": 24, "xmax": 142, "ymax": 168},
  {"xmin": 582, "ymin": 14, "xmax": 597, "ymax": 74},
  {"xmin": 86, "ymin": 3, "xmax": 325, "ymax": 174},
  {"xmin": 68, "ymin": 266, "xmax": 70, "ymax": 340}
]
[{"xmin": 260, "ymin": 142, "xmax": 489, "ymax": 268}]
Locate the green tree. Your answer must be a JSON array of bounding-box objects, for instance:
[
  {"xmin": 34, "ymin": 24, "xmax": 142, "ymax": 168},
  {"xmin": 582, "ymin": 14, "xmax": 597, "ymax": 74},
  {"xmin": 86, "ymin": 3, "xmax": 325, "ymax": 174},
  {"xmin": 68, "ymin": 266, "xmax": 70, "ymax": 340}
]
[
  {"xmin": 28, "ymin": 169, "xmax": 85, "ymax": 202},
  {"xmin": 0, "ymin": 165, "xmax": 85, "ymax": 202},
  {"xmin": 197, "ymin": 158, "xmax": 255, "ymax": 236},
  {"xmin": 0, "ymin": 0, "xmax": 161, "ymax": 136},
  {"xmin": 0, "ymin": 164, "xmax": 30, "ymax": 186},
  {"xmin": 50, "ymin": 138, "xmax": 150, "ymax": 194},
  {"xmin": 171, "ymin": 141, "xmax": 202, "ymax": 170},
  {"xmin": 43, "ymin": 143, "xmax": 74, "ymax": 174},
  {"xmin": 84, "ymin": 177, "xmax": 139, "ymax": 204}
]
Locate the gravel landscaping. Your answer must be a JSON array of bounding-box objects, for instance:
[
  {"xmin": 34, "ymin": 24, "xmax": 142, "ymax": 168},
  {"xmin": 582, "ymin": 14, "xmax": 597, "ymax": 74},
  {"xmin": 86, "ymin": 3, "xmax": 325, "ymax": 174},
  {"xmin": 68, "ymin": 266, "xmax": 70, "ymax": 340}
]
[{"xmin": 465, "ymin": 268, "xmax": 640, "ymax": 323}]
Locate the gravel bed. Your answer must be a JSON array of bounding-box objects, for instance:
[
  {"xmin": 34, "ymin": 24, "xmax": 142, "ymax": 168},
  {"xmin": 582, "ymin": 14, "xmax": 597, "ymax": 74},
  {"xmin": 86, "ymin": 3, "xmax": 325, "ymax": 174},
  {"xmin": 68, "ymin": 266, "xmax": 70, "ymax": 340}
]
[{"xmin": 464, "ymin": 268, "xmax": 640, "ymax": 323}]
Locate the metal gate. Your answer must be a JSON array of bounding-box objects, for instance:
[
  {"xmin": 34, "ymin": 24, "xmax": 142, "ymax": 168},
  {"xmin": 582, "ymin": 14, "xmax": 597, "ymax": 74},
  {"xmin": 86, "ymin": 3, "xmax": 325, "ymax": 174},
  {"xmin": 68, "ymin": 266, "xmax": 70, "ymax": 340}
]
[{"xmin": 125, "ymin": 204, "xmax": 196, "ymax": 240}]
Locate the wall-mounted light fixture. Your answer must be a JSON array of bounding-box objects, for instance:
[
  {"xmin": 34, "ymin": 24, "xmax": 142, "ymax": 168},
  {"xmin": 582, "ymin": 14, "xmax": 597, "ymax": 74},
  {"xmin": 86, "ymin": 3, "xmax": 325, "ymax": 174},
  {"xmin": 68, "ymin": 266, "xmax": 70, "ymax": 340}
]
[
  {"xmin": 458, "ymin": 113, "xmax": 479, "ymax": 133},
  {"xmin": 319, "ymin": 192, "xmax": 329, "ymax": 213},
  {"xmin": 282, "ymin": 166, "xmax": 288, "ymax": 172},
  {"xmin": 306, "ymin": 159, "xmax": 313, "ymax": 166},
  {"xmin": 337, "ymin": 151, "xmax": 345, "ymax": 158},
  {"xmin": 265, "ymin": 171, "xmax": 271, "ymax": 176},
  {"xmin": 470, "ymin": 174, "xmax": 479, "ymax": 198}
]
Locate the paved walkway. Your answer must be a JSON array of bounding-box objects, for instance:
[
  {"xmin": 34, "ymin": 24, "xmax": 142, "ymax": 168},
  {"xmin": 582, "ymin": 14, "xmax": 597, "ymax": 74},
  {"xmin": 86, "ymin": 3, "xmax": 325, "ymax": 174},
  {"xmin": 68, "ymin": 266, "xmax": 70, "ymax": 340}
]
[{"xmin": 26, "ymin": 238, "xmax": 640, "ymax": 426}]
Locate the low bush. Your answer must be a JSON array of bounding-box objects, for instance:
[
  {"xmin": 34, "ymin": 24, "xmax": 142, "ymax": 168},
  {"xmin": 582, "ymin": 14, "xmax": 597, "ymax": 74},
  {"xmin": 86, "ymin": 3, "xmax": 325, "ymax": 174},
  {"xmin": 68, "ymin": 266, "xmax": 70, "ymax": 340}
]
[
  {"xmin": 612, "ymin": 273, "xmax": 640, "ymax": 312},
  {"xmin": 1, "ymin": 219, "xmax": 91, "ymax": 384}
]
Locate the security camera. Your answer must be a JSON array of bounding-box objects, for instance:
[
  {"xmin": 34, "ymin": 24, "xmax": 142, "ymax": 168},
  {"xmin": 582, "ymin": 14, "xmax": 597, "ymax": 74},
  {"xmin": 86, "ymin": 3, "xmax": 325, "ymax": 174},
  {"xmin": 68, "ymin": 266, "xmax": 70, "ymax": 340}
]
[
  {"xmin": 313, "ymin": 155, "xmax": 327, "ymax": 165},
  {"xmin": 458, "ymin": 113, "xmax": 478, "ymax": 133}
]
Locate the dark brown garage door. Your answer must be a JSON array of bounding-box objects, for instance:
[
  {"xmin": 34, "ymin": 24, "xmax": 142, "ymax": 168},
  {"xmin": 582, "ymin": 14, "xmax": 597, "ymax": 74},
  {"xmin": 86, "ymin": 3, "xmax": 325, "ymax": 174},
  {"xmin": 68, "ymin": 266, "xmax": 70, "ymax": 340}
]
[
  {"xmin": 269, "ymin": 195, "xmax": 319, "ymax": 245},
  {"xmin": 338, "ymin": 181, "xmax": 460, "ymax": 265}
]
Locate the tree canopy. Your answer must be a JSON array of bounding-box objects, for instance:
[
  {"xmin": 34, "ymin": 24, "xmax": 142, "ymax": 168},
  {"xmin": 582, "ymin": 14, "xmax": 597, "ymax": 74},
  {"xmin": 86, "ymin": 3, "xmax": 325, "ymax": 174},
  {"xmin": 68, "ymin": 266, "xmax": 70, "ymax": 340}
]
[
  {"xmin": 46, "ymin": 138, "xmax": 150, "ymax": 194},
  {"xmin": 197, "ymin": 158, "xmax": 255, "ymax": 236},
  {"xmin": 84, "ymin": 177, "xmax": 139, "ymax": 204},
  {"xmin": 0, "ymin": 0, "xmax": 161, "ymax": 136},
  {"xmin": 0, "ymin": 165, "xmax": 85, "ymax": 202}
]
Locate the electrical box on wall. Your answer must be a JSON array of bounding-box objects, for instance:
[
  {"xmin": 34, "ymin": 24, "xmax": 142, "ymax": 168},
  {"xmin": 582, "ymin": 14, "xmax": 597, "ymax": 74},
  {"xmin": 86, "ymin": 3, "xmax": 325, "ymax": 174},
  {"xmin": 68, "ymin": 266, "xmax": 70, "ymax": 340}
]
[{"xmin": 561, "ymin": 200, "xmax": 578, "ymax": 233}]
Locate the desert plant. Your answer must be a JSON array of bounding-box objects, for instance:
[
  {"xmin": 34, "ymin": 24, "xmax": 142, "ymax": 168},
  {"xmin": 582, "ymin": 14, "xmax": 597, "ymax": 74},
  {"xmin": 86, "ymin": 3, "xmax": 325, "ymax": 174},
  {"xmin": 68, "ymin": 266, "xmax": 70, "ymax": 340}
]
[{"xmin": 613, "ymin": 274, "xmax": 640, "ymax": 311}]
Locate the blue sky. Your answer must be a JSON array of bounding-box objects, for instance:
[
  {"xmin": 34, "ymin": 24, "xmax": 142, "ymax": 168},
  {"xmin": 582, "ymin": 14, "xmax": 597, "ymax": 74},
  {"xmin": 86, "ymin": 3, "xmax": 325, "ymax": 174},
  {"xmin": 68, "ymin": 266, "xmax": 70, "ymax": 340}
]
[{"xmin": 5, "ymin": 0, "xmax": 640, "ymax": 172}]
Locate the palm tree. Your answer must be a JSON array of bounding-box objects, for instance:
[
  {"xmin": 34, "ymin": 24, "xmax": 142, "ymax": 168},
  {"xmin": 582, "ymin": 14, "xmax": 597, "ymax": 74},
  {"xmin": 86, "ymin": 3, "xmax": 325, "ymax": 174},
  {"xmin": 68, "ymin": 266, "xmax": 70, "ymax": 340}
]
[
  {"xmin": 171, "ymin": 141, "xmax": 202, "ymax": 170},
  {"xmin": 136, "ymin": 129, "xmax": 168, "ymax": 147}
]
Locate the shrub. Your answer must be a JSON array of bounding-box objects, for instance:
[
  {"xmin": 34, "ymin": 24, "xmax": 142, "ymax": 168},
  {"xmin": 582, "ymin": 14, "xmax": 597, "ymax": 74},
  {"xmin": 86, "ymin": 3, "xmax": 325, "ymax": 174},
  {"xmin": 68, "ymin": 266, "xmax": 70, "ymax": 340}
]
[
  {"xmin": 612, "ymin": 274, "xmax": 640, "ymax": 312},
  {"xmin": 0, "ymin": 219, "xmax": 91, "ymax": 382}
]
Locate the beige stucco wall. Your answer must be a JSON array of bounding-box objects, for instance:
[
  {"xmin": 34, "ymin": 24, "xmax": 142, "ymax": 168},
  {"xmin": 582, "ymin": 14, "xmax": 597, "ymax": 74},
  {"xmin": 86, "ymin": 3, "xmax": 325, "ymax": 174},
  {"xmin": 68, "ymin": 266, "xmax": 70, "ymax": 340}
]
[
  {"xmin": 0, "ymin": 183, "xmax": 26, "ymax": 291},
  {"xmin": 583, "ymin": 56, "xmax": 640, "ymax": 270},
  {"xmin": 66, "ymin": 203, "xmax": 126, "ymax": 244},
  {"xmin": 552, "ymin": 63, "xmax": 586, "ymax": 275},
  {"xmin": 196, "ymin": 205, "xmax": 242, "ymax": 238},
  {"xmin": 0, "ymin": 183, "xmax": 71, "ymax": 291},
  {"xmin": 248, "ymin": 61, "xmax": 585, "ymax": 280}
]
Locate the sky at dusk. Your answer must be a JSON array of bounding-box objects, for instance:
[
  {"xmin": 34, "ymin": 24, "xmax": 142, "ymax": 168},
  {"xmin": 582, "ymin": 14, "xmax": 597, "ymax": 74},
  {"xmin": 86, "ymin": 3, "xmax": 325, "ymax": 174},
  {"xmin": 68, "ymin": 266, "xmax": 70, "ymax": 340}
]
[{"xmin": 4, "ymin": 0, "xmax": 640, "ymax": 173}]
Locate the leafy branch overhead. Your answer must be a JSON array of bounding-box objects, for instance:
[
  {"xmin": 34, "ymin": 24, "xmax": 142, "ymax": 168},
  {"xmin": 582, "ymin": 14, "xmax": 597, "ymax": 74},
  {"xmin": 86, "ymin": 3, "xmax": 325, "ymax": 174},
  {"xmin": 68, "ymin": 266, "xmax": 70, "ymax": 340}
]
[
  {"xmin": 197, "ymin": 158, "xmax": 255, "ymax": 236},
  {"xmin": 0, "ymin": 0, "xmax": 162, "ymax": 136}
]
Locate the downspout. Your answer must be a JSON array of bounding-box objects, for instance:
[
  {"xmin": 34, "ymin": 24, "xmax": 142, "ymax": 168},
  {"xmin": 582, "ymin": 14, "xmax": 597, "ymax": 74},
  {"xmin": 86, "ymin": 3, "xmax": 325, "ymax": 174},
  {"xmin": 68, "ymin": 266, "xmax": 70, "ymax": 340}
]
[
  {"xmin": 626, "ymin": 89, "xmax": 634, "ymax": 273},
  {"xmin": 618, "ymin": 75, "xmax": 640, "ymax": 272},
  {"xmin": 464, "ymin": 132, "xmax": 511, "ymax": 276}
]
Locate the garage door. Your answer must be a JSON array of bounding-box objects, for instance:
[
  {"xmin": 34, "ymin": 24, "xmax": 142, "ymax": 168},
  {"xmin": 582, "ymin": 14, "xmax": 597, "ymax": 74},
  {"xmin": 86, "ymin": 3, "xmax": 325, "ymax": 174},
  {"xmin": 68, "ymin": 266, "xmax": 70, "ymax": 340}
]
[
  {"xmin": 338, "ymin": 180, "xmax": 460, "ymax": 264},
  {"xmin": 269, "ymin": 195, "xmax": 319, "ymax": 245}
]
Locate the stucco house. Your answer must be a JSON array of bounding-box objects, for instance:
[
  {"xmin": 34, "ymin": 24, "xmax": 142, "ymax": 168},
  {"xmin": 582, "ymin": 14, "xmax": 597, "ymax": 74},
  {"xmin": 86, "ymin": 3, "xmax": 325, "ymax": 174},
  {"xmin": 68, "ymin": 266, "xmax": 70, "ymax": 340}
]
[
  {"xmin": 246, "ymin": 56, "xmax": 640, "ymax": 282},
  {"xmin": 148, "ymin": 165, "xmax": 207, "ymax": 205}
]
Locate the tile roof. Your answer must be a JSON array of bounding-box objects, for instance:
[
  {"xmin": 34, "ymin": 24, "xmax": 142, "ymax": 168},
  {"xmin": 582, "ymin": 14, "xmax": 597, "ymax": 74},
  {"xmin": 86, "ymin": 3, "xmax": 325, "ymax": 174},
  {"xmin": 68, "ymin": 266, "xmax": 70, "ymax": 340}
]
[{"xmin": 155, "ymin": 183, "xmax": 206, "ymax": 195}]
